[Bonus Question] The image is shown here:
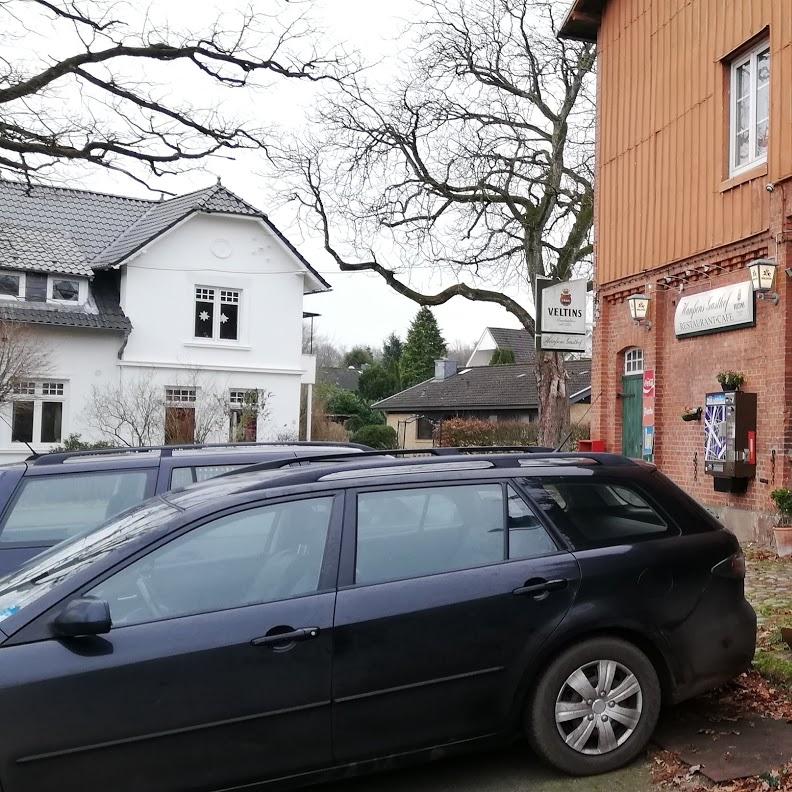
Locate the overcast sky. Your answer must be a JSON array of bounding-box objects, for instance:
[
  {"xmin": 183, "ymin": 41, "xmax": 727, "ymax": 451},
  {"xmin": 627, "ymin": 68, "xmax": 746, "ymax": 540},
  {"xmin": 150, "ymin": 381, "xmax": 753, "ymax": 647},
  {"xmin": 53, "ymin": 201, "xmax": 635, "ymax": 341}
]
[{"xmin": 18, "ymin": 0, "xmax": 528, "ymax": 351}]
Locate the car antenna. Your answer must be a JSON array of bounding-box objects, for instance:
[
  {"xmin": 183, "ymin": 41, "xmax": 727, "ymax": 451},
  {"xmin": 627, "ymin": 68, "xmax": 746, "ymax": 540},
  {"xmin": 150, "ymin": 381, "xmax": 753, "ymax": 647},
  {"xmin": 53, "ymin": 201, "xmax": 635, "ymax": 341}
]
[{"xmin": 0, "ymin": 411, "xmax": 38, "ymax": 458}]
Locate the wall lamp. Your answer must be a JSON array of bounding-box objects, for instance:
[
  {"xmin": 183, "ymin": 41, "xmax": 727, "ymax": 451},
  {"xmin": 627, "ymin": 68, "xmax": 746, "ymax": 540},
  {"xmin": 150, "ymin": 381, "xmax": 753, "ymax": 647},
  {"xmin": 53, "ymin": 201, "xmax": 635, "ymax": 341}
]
[
  {"xmin": 748, "ymin": 258, "xmax": 779, "ymax": 305},
  {"xmin": 627, "ymin": 293, "xmax": 652, "ymax": 330}
]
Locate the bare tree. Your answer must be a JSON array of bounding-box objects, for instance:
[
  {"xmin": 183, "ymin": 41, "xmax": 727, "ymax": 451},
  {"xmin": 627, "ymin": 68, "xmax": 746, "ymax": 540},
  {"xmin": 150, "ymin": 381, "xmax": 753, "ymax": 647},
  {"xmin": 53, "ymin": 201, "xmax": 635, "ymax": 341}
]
[
  {"xmin": 0, "ymin": 322, "xmax": 51, "ymax": 404},
  {"xmin": 0, "ymin": 0, "xmax": 345, "ymax": 187},
  {"xmin": 85, "ymin": 377, "xmax": 164, "ymax": 446},
  {"xmin": 279, "ymin": 0, "xmax": 595, "ymax": 445}
]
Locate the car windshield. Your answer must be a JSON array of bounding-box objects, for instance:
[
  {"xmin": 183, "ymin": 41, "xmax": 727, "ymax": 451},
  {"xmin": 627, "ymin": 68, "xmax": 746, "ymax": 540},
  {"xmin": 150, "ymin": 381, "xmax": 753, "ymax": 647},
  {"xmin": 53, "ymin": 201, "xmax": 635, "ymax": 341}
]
[{"xmin": 0, "ymin": 497, "xmax": 177, "ymax": 625}]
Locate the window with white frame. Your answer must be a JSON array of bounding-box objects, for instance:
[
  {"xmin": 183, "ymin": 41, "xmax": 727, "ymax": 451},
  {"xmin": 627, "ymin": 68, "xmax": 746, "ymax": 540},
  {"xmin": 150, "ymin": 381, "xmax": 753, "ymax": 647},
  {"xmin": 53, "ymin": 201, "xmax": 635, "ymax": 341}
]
[
  {"xmin": 730, "ymin": 40, "xmax": 770, "ymax": 176},
  {"xmin": 194, "ymin": 286, "xmax": 240, "ymax": 341},
  {"xmin": 48, "ymin": 277, "xmax": 81, "ymax": 303},
  {"xmin": 624, "ymin": 348, "xmax": 644, "ymax": 375},
  {"xmin": 229, "ymin": 388, "xmax": 258, "ymax": 442},
  {"xmin": 0, "ymin": 271, "xmax": 23, "ymax": 300},
  {"xmin": 11, "ymin": 380, "xmax": 65, "ymax": 444}
]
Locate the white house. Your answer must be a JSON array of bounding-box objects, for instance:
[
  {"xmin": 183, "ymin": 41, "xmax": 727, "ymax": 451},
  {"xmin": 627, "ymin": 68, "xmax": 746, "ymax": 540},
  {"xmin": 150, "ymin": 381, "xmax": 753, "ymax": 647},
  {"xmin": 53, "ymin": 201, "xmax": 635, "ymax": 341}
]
[{"xmin": 0, "ymin": 179, "xmax": 329, "ymax": 461}]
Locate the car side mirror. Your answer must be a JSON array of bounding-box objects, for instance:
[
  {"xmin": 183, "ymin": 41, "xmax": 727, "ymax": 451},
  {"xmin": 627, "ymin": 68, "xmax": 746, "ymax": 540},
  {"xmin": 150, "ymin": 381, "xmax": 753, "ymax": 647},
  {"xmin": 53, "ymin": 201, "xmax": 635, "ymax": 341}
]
[{"xmin": 53, "ymin": 597, "xmax": 112, "ymax": 638}]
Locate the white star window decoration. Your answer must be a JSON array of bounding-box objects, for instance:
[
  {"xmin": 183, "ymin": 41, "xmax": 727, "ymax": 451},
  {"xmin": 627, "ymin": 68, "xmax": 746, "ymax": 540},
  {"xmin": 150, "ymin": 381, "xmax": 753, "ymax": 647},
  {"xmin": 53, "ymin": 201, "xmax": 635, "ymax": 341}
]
[
  {"xmin": 198, "ymin": 310, "xmax": 210, "ymax": 322},
  {"xmin": 220, "ymin": 313, "xmax": 229, "ymax": 324}
]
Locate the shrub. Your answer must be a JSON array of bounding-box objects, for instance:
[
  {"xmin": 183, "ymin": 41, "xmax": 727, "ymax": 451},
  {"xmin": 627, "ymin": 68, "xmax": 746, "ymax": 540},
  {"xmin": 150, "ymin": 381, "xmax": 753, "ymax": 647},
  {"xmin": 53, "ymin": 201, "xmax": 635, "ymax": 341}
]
[
  {"xmin": 434, "ymin": 418, "xmax": 539, "ymax": 447},
  {"xmin": 52, "ymin": 433, "xmax": 116, "ymax": 452},
  {"xmin": 771, "ymin": 488, "xmax": 792, "ymax": 525},
  {"xmin": 351, "ymin": 424, "xmax": 398, "ymax": 449},
  {"xmin": 489, "ymin": 348, "xmax": 516, "ymax": 365}
]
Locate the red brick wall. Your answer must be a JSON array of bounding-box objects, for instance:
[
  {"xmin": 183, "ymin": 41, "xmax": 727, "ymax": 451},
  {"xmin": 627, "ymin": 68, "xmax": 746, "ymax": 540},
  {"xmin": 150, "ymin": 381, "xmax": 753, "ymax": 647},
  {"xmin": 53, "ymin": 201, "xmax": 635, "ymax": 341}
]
[{"xmin": 592, "ymin": 187, "xmax": 792, "ymax": 528}]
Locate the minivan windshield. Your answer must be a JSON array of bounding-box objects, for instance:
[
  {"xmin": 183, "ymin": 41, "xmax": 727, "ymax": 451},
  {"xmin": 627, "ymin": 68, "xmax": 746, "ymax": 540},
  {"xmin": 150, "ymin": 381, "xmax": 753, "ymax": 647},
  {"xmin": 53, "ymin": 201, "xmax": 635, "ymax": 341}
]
[{"xmin": 0, "ymin": 498, "xmax": 176, "ymax": 625}]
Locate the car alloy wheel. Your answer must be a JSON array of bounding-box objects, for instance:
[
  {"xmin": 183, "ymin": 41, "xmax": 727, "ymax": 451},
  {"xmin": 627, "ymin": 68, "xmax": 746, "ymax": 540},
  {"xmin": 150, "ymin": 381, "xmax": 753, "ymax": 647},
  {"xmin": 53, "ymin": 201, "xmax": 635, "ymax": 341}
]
[{"xmin": 554, "ymin": 659, "xmax": 643, "ymax": 755}]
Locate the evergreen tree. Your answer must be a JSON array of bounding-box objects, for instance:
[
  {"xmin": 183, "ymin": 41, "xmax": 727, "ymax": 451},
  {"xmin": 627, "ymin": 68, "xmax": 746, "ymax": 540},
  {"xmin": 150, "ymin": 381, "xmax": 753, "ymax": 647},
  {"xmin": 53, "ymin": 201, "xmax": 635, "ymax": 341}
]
[
  {"xmin": 382, "ymin": 333, "xmax": 403, "ymax": 370},
  {"xmin": 490, "ymin": 348, "xmax": 516, "ymax": 366},
  {"xmin": 400, "ymin": 308, "xmax": 447, "ymax": 387},
  {"xmin": 358, "ymin": 363, "xmax": 400, "ymax": 402},
  {"xmin": 343, "ymin": 346, "xmax": 374, "ymax": 368}
]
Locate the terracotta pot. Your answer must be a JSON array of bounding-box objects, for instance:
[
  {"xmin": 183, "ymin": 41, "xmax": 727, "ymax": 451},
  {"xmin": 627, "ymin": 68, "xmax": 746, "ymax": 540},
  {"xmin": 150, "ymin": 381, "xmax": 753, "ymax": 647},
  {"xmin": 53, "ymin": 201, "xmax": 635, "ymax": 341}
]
[{"xmin": 774, "ymin": 524, "xmax": 792, "ymax": 557}]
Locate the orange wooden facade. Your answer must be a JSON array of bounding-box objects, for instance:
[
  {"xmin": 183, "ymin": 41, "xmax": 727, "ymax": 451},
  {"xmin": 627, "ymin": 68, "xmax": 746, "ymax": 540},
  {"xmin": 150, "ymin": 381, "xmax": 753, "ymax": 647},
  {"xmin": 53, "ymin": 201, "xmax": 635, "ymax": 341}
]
[{"xmin": 595, "ymin": 0, "xmax": 792, "ymax": 287}]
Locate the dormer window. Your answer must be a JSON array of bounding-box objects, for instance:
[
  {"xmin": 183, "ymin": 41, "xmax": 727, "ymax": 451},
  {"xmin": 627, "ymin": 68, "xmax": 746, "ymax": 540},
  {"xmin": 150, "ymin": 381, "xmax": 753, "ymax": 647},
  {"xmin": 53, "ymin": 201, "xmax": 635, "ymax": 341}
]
[
  {"xmin": 48, "ymin": 277, "xmax": 82, "ymax": 303},
  {"xmin": 0, "ymin": 272, "xmax": 23, "ymax": 299},
  {"xmin": 194, "ymin": 286, "xmax": 240, "ymax": 341}
]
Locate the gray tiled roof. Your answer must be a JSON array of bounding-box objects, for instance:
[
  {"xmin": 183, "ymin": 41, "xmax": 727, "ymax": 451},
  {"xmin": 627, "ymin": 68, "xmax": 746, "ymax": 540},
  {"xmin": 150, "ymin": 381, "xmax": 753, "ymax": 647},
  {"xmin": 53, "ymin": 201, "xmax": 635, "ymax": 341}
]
[
  {"xmin": 0, "ymin": 272, "xmax": 131, "ymax": 331},
  {"xmin": 0, "ymin": 224, "xmax": 92, "ymax": 276},
  {"xmin": 374, "ymin": 360, "xmax": 592, "ymax": 412},
  {"xmin": 0, "ymin": 178, "xmax": 329, "ymax": 331},
  {"xmin": 0, "ymin": 180, "xmax": 151, "ymax": 271},
  {"xmin": 487, "ymin": 327, "xmax": 535, "ymax": 363},
  {"xmin": 318, "ymin": 366, "xmax": 361, "ymax": 391}
]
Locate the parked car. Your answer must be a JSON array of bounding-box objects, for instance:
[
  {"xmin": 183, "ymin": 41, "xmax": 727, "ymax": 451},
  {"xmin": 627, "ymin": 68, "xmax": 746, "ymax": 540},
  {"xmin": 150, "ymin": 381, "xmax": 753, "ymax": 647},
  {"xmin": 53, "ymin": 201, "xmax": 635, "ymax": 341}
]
[
  {"xmin": 0, "ymin": 450, "xmax": 755, "ymax": 791},
  {"xmin": 0, "ymin": 442, "xmax": 369, "ymax": 575}
]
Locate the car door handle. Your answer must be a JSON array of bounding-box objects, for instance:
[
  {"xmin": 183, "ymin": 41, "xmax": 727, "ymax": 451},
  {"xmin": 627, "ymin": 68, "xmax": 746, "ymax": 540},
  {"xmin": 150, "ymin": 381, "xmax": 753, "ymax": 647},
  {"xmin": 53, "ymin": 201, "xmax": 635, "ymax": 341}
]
[
  {"xmin": 513, "ymin": 579, "xmax": 568, "ymax": 597},
  {"xmin": 251, "ymin": 627, "xmax": 320, "ymax": 648}
]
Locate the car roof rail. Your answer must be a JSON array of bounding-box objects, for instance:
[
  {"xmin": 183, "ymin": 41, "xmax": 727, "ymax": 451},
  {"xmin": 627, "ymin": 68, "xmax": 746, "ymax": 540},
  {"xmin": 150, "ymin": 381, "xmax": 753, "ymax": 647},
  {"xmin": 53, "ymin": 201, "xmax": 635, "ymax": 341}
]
[
  {"xmin": 27, "ymin": 440, "xmax": 372, "ymax": 466},
  {"xmin": 221, "ymin": 446, "xmax": 613, "ymax": 478}
]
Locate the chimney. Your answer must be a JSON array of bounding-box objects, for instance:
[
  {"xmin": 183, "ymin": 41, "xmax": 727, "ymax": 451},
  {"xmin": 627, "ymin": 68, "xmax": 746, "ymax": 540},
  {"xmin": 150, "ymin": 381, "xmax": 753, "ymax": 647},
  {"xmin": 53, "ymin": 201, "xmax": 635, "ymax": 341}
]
[{"xmin": 434, "ymin": 358, "xmax": 458, "ymax": 381}]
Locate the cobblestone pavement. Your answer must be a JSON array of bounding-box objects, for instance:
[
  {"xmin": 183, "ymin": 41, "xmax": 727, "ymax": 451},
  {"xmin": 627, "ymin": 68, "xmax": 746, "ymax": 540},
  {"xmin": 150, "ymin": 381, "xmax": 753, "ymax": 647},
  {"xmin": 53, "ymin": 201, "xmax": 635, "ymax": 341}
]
[{"xmin": 744, "ymin": 548, "xmax": 792, "ymax": 681}]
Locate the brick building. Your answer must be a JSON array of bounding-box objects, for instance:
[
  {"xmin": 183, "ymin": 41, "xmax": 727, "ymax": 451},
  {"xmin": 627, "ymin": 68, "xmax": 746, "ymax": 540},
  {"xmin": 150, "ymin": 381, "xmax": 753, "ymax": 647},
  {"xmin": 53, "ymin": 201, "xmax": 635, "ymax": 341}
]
[{"xmin": 560, "ymin": 1, "xmax": 792, "ymax": 542}]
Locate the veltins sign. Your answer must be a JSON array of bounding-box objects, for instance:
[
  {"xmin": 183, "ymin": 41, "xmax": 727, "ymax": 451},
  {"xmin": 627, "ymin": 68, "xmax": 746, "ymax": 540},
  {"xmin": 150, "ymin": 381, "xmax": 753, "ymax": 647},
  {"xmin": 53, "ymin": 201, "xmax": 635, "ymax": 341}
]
[
  {"xmin": 674, "ymin": 281, "xmax": 755, "ymax": 338},
  {"xmin": 535, "ymin": 277, "xmax": 587, "ymax": 351}
]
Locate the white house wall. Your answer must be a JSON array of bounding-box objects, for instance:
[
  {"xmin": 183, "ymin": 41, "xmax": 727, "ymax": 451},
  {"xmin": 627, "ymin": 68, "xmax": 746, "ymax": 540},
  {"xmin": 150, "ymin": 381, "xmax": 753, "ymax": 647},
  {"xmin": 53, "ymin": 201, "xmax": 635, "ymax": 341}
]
[
  {"xmin": 0, "ymin": 326, "xmax": 120, "ymax": 462},
  {"xmin": 0, "ymin": 212, "xmax": 316, "ymax": 461}
]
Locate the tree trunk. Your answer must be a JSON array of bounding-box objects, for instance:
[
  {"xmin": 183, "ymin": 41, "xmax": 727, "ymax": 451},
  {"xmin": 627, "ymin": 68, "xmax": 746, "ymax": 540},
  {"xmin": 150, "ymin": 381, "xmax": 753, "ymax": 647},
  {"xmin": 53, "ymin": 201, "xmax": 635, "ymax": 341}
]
[{"xmin": 536, "ymin": 351, "xmax": 570, "ymax": 448}]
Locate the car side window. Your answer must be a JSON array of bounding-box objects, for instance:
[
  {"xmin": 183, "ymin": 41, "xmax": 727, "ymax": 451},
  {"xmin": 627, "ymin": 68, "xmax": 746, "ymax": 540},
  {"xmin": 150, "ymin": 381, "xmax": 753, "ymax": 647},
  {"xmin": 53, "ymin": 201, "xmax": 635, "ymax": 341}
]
[
  {"xmin": 90, "ymin": 496, "xmax": 334, "ymax": 628},
  {"xmin": 355, "ymin": 483, "xmax": 557, "ymax": 585},
  {"xmin": 170, "ymin": 464, "xmax": 248, "ymax": 490},
  {"xmin": 507, "ymin": 485, "xmax": 557, "ymax": 559},
  {"xmin": 521, "ymin": 478, "xmax": 672, "ymax": 548},
  {"xmin": 0, "ymin": 469, "xmax": 155, "ymax": 545}
]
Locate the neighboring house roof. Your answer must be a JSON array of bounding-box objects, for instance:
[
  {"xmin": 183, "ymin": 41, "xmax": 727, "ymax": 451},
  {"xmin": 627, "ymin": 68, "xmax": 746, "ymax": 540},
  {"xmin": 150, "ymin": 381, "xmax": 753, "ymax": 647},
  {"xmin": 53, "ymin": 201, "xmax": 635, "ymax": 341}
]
[
  {"xmin": 486, "ymin": 327, "xmax": 535, "ymax": 364},
  {"xmin": 0, "ymin": 271, "xmax": 131, "ymax": 331},
  {"xmin": 0, "ymin": 179, "xmax": 330, "ymax": 291},
  {"xmin": 317, "ymin": 366, "xmax": 361, "ymax": 391},
  {"xmin": 374, "ymin": 360, "xmax": 592, "ymax": 412},
  {"xmin": 558, "ymin": 0, "xmax": 605, "ymax": 41}
]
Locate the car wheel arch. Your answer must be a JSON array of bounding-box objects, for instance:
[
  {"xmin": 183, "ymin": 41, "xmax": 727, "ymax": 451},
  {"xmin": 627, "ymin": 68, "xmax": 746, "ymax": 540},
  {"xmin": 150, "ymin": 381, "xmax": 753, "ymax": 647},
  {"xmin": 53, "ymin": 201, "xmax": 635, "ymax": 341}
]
[{"xmin": 509, "ymin": 626, "xmax": 675, "ymax": 732}]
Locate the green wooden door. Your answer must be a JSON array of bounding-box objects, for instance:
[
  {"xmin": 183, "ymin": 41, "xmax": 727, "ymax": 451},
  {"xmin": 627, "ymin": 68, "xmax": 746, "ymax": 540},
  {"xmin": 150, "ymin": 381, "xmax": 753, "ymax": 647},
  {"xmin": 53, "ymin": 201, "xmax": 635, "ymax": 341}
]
[{"xmin": 621, "ymin": 375, "xmax": 643, "ymax": 458}]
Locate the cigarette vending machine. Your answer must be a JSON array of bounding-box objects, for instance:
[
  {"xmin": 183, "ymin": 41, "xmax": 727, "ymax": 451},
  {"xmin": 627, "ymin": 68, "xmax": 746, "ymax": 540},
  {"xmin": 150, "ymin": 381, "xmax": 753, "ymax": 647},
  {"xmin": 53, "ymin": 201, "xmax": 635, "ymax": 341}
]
[{"xmin": 703, "ymin": 390, "xmax": 757, "ymax": 492}]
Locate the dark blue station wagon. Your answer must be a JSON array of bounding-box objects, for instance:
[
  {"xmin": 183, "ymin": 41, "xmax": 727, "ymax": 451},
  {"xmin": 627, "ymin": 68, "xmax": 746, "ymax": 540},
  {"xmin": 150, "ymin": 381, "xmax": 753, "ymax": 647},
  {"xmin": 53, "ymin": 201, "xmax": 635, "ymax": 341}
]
[{"xmin": 0, "ymin": 451, "xmax": 756, "ymax": 790}]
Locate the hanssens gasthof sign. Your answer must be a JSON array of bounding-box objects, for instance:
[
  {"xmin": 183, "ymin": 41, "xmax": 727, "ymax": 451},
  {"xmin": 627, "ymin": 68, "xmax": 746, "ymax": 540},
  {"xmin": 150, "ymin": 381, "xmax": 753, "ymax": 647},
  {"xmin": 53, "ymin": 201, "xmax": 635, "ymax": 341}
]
[{"xmin": 535, "ymin": 277, "xmax": 587, "ymax": 352}]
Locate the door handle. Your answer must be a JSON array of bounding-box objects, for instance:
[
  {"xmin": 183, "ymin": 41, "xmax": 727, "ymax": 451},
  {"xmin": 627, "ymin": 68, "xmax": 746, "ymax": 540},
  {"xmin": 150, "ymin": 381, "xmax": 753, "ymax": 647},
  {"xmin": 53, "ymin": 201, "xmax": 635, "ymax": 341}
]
[
  {"xmin": 513, "ymin": 579, "xmax": 568, "ymax": 598},
  {"xmin": 251, "ymin": 627, "xmax": 320, "ymax": 648}
]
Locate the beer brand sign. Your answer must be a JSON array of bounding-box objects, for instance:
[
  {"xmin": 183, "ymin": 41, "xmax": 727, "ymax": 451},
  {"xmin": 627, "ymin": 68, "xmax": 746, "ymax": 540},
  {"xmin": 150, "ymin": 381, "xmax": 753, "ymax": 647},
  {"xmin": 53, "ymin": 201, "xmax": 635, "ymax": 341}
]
[
  {"xmin": 535, "ymin": 277, "xmax": 587, "ymax": 351},
  {"xmin": 674, "ymin": 281, "xmax": 755, "ymax": 338}
]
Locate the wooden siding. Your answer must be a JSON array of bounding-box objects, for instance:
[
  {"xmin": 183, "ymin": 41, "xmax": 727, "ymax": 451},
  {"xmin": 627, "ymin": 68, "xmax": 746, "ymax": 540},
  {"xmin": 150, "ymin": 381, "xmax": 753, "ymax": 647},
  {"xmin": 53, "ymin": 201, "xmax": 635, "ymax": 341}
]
[{"xmin": 596, "ymin": 0, "xmax": 792, "ymax": 286}]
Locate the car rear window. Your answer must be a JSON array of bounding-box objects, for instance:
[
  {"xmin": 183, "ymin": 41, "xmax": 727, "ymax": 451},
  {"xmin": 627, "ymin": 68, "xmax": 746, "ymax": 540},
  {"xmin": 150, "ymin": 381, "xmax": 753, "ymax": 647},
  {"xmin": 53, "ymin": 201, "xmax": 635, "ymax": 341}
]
[
  {"xmin": 0, "ymin": 469, "xmax": 155, "ymax": 546},
  {"xmin": 520, "ymin": 477, "xmax": 675, "ymax": 549}
]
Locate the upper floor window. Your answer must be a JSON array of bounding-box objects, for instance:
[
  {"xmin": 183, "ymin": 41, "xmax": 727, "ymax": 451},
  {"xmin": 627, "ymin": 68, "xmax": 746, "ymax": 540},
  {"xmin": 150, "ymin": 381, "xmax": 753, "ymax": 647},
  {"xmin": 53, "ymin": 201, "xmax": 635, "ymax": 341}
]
[
  {"xmin": 624, "ymin": 348, "xmax": 644, "ymax": 375},
  {"xmin": 730, "ymin": 40, "xmax": 770, "ymax": 176},
  {"xmin": 48, "ymin": 277, "xmax": 81, "ymax": 303},
  {"xmin": 0, "ymin": 271, "xmax": 23, "ymax": 299},
  {"xmin": 194, "ymin": 286, "xmax": 240, "ymax": 341}
]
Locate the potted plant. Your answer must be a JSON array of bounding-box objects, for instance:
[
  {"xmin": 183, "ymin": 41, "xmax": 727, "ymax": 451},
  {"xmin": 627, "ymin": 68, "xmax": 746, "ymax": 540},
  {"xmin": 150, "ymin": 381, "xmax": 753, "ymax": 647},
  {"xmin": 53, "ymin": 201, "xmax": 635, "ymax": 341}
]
[
  {"xmin": 771, "ymin": 488, "xmax": 792, "ymax": 557},
  {"xmin": 716, "ymin": 370, "xmax": 745, "ymax": 392},
  {"xmin": 681, "ymin": 406, "xmax": 702, "ymax": 422}
]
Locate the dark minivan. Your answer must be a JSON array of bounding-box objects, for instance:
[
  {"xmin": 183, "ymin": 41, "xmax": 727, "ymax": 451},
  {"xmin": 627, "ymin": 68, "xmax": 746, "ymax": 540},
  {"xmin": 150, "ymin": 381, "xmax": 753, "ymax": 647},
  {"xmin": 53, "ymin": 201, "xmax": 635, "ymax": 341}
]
[
  {"xmin": 0, "ymin": 450, "xmax": 755, "ymax": 791},
  {"xmin": 0, "ymin": 442, "xmax": 367, "ymax": 574}
]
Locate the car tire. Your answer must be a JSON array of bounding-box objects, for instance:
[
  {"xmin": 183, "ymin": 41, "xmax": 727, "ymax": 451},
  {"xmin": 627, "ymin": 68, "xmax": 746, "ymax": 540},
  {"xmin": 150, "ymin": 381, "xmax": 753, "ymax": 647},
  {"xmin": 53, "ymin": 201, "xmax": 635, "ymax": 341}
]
[{"xmin": 526, "ymin": 637, "xmax": 661, "ymax": 776}]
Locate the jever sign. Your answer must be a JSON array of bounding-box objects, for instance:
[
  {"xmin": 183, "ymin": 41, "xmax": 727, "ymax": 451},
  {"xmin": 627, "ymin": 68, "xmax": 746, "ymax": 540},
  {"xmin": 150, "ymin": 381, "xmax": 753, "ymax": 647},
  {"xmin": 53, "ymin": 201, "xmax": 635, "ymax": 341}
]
[{"xmin": 535, "ymin": 277, "xmax": 587, "ymax": 352}]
